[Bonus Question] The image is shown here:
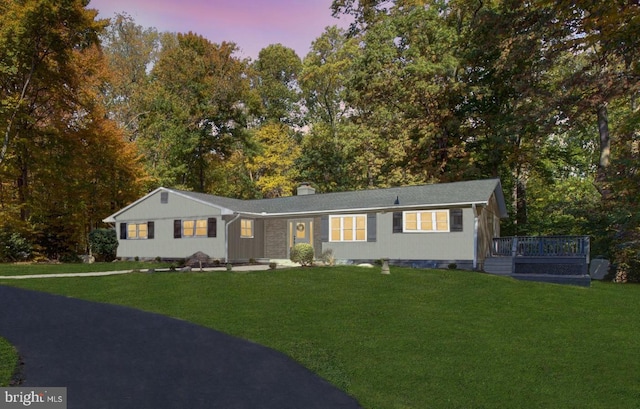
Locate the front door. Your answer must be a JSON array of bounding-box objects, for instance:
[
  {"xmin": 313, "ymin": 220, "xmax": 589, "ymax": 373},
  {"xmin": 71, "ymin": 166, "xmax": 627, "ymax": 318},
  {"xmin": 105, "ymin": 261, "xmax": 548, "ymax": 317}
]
[{"xmin": 289, "ymin": 219, "xmax": 313, "ymax": 253}]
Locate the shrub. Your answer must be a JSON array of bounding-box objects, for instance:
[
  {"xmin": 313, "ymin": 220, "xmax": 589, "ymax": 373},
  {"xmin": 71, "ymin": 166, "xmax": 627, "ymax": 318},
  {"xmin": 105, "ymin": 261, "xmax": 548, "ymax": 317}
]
[
  {"xmin": 88, "ymin": 228, "xmax": 118, "ymax": 262},
  {"xmin": 59, "ymin": 252, "xmax": 81, "ymax": 263},
  {"xmin": 269, "ymin": 262, "xmax": 277, "ymax": 270},
  {"xmin": 319, "ymin": 249, "xmax": 335, "ymax": 266},
  {"xmin": 0, "ymin": 230, "xmax": 32, "ymax": 262},
  {"xmin": 612, "ymin": 245, "xmax": 640, "ymax": 283},
  {"xmin": 290, "ymin": 243, "xmax": 314, "ymax": 266}
]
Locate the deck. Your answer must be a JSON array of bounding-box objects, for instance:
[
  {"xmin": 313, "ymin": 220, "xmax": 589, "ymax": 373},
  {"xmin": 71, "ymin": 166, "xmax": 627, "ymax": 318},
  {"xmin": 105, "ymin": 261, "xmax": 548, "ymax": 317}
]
[{"xmin": 485, "ymin": 236, "xmax": 591, "ymax": 286}]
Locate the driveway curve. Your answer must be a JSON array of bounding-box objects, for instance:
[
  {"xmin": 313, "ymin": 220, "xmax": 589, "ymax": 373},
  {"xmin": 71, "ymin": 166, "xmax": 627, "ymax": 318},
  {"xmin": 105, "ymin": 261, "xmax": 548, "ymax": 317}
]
[{"xmin": 0, "ymin": 285, "xmax": 361, "ymax": 409}]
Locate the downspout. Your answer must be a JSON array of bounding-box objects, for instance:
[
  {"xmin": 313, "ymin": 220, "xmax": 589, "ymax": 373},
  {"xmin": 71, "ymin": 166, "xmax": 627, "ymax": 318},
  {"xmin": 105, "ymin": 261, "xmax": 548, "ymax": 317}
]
[
  {"xmin": 225, "ymin": 213, "xmax": 241, "ymax": 263},
  {"xmin": 472, "ymin": 204, "xmax": 478, "ymax": 270}
]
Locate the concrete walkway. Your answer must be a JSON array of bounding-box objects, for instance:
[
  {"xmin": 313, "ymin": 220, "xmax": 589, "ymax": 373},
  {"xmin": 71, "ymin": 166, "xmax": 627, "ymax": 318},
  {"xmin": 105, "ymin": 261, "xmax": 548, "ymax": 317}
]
[
  {"xmin": 0, "ymin": 285, "xmax": 361, "ymax": 409},
  {"xmin": 0, "ymin": 262, "xmax": 297, "ymax": 279}
]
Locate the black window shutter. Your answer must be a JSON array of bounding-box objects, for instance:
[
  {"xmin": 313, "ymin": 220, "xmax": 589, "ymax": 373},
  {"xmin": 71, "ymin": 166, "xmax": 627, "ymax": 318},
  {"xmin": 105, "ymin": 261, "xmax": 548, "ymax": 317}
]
[
  {"xmin": 320, "ymin": 215, "xmax": 329, "ymax": 242},
  {"xmin": 173, "ymin": 220, "xmax": 182, "ymax": 238},
  {"xmin": 207, "ymin": 217, "xmax": 217, "ymax": 237},
  {"xmin": 120, "ymin": 223, "xmax": 127, "ymax": 239},
  {"xmin": 392, "ymin": 212, "xmax": 403, "ymax": 233},
  {"xmin": 147, "ymin": 222, "xmax": 155, "ymax": 239},
  {"xmin": 450, "ymin": 209, "xmax": 463, "ymax": 232},
  {"xmin": 367, "ymin": 213, "xmax": 377, "ymax": 242}
]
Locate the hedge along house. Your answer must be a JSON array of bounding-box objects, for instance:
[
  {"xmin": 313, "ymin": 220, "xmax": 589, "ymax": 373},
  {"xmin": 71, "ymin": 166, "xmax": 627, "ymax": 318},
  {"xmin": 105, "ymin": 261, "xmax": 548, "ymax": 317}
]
[{"xmin": 103, "ymin": 178, "xmax": 508, "ymax": 269}]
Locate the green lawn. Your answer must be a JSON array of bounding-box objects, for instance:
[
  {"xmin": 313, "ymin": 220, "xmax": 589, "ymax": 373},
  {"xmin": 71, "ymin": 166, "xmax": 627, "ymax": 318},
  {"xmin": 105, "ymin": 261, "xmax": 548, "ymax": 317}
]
[
  {"xmin": 1, "ymin": 266, "xmax": 639, "ymax": 408},
  {"xmin": 0, "ymin": 337, "xmax": 18, "ymax": 387},
  {"xmin": 0, "ymin": 261, "xmax": 172, "ymax": 276}
]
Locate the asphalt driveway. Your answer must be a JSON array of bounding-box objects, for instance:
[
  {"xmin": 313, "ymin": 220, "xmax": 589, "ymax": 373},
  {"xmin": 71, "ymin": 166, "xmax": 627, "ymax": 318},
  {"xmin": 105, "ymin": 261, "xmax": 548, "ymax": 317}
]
[{"xmin": 0, "ymin": 285, "xmax": 361, "ymax": 409}]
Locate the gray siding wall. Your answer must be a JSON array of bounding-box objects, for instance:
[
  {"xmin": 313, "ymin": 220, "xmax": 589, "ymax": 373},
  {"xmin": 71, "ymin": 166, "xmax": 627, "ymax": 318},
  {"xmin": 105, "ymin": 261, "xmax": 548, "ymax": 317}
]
[
  {"xmin": 321, "ymin": 210, "xmax": 475, "ymax": 262},
  {"xmin": 116, "ymin": 218, "xmax": 225, "ymax": 260},
  {"xmin": 113, "ymin": 190, "xmax": 225, "ymax": 260},
  {"xmin": 227, "ymin": 218, "xmax": 265, "ymax": 261}
]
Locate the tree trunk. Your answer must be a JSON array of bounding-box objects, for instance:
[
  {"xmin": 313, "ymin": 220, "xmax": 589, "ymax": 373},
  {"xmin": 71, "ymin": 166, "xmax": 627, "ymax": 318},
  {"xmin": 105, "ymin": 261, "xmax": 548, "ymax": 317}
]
[
  {"xmin": 596, "ymin": 103, "xmax": 612, "ymax": 199},
  {"xmin": 17, "ymin": 160, "xmax": 29, "ymax": 221},
  {"xmin": 512, "ymin": 166, "xmax": 528, "ymax": 235}
]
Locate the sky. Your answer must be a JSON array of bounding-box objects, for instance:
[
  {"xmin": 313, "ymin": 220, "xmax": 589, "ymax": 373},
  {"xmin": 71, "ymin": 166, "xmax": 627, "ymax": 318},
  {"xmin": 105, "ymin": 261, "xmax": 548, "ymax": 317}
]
[{"xmin": 88, "ymin": 0, "xmax": 352, "ymax": 60}]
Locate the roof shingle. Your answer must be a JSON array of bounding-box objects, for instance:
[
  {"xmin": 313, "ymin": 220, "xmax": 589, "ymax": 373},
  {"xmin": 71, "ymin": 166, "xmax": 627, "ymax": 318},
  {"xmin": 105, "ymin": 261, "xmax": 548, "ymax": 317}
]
[{"xmin": 169, "ymin": 178, "xmax": 507, "ymax": 217}]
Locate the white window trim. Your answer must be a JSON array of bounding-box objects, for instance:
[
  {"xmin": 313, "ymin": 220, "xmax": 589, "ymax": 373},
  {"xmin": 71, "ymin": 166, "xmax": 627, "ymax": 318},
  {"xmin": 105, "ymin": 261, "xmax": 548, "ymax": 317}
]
[
  {"xmin": 182, "ymin": 219, "xmax": 208, "ymax": 238},
  {"xmin": 127, "ymin": 222, "xmax": 148, "ymax": 240},
  {"xmin": 240, "ymin": 219, "xmax": 254, "ymax": 239},
  {"xmin": 403, "ymin": 210, "xmax": 450, "ymax": 233},
  {"xmin": 329, "ymin": 215, "xmax": 367, "ymax": 242}
]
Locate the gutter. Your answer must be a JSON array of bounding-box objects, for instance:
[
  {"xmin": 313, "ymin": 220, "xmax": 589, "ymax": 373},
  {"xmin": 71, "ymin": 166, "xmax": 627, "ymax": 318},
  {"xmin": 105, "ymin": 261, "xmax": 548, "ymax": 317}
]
[
  {"xmin": 225, "ymin": 213, "xmax": 241, "ymax": 263},
  {"xmin": 473, "ymin": 204, "xmax": 478, "ymax": 270},
  {"xmin": 235, "ymin": 201, "xmax": 492, "ymax": 218}
]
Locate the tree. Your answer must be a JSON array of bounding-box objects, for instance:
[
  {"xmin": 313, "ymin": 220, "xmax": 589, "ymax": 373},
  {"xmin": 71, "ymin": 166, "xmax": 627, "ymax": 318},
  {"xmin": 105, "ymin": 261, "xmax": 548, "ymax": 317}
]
[
  {"xmin": 0, "ymin": 0, "xmax": 105, "ymax": 166},
  {"xmin": 300, "ymin": 26, "xmax": 356, "ymax": 134},
  {"xmin": 333, "ymin": 1, "xmax": 469, "ymax": 186},
  {"xmin": 245, "ymin": 122, "xmax": 301, "ymax": 198},
  {"xmin": 100, "ymin": 12, "xmax": 159, "ymax": 141},
  {"xmin": 252, "ymin": 44, "xmax": 303, "ymax": 126},
  {"xmin": 0, "ymin": 0, "xmax": 146, "ymax": 259},
  {"xmin": 297, "ymin": 26, "xmax": 358, "ymax": 192},
  {"xmin": 138, "ymin": 32, "xmax": 259, "ymax": 191}
]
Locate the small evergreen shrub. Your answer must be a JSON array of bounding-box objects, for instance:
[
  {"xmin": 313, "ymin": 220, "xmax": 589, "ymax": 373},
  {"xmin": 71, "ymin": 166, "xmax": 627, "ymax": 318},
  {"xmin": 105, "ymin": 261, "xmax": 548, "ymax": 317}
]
[
  {"xmin": 88, "ymin": 228, "xmax": 118, "ymax": 262},
  {"xmin": 0, "ymin": 230, "xmax": 32, "ymax": 262},
  {"xmin": 290, "ymin": 243, "xmax": 314, "ymax": 266}
]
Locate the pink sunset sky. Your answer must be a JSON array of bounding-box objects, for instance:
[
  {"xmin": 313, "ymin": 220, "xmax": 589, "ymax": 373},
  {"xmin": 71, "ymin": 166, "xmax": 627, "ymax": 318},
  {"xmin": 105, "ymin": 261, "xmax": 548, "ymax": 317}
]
[{"xmin": 88, "ymin": 0, "xmax": 352, "ymax": 60}]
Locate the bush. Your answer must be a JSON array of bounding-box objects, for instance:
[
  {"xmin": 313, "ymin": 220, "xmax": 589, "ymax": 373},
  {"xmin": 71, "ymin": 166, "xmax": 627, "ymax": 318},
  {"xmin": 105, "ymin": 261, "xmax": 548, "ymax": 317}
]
[
  {"xmin": 319, "ymin": 249, "xmax": 335, "ymax": 266},
  {"xmin": 0, "ymin": 230, "xmax": 32, "ymax": 262},
  {"xmin": 290, "ymin": 243, "xmax": 314, "ymax": 266},
  {"xmin": 612, "ymin": 245, "xmax": 640, "ymax": 283},
  {"xmin": 88, "ymin": 228, "xmax": 118, "ymax": 262}
]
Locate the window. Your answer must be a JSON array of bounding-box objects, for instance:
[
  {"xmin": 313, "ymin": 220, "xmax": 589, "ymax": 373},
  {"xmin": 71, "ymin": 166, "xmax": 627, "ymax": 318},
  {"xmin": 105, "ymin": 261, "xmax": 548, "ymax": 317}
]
[
  {"xmin": 240, "ymin": 219, "xmax": 254, "ymax": 238},
  {"xmin": 124, "ymin": 222, "xmax": 153, "ymax": 239},
  {"xmin": 174, "ymin": 218, "xmax": 216, "ymax": 238},
  {"xmin": 403, "ymin": 210, "xmax": 449, "ymax": 232},
  {"xmin": 330, "ymin": 215, "xmax": 367, "ymax": 242},
  {"xmin": 160, "ymin": 191, "xmax": 169, "ymax": 204},
  {"xmin": 182, "ymin": 219, "xmax": 208, "ymax": 237}
]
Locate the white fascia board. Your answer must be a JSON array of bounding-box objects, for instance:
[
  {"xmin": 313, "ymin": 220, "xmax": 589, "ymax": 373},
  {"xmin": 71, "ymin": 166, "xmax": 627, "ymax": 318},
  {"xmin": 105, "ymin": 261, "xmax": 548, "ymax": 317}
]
[
  {"xmin": 102, "ymin": 187, "xmax": 235, "ymax": 223},
  {"xmin": 238, "ymin": 201, "xmax": 489, "ymax": 218}
]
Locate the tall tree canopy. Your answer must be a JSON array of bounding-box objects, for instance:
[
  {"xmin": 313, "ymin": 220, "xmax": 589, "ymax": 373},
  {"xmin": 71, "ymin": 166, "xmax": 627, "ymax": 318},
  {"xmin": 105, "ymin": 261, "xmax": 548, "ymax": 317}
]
[
  {"xmin": 252, "ymin": 44, "xmax": 303, "ymax": 126},
  {"xmin": 0, "ymin": 0, "xmax": 145, "ymax": 259},
  {"xmin": 136, "ymin": 32, "xmax": 259, "ymax": 191}
]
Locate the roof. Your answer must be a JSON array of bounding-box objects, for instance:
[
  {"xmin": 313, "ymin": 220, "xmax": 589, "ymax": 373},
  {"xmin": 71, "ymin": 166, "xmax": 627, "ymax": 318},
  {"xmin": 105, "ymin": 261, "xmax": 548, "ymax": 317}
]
[{"xmin": 103, "ymin": 178, "xmax": 507, "ymax": 222}]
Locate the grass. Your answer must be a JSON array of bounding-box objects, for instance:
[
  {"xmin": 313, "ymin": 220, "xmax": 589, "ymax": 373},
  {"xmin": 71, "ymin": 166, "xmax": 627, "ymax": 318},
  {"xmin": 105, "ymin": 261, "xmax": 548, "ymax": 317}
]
[
  {"xmin": 2, "ymin": 266, "xmax": 640, "ymax": 408},
  {"xmin": 0, "ymin": 261, "xmax": 172, "ymax": 276},
  {"xmin": 0, "ymin": 337, "xmax": 18, "ymax": 387}
]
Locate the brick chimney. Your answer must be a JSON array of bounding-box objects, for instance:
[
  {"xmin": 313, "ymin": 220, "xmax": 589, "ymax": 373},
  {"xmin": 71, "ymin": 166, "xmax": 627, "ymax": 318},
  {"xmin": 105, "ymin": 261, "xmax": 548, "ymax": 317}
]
[{"xmin": 297, "ymin": 182, "xmax": 316, "ymax": 195}]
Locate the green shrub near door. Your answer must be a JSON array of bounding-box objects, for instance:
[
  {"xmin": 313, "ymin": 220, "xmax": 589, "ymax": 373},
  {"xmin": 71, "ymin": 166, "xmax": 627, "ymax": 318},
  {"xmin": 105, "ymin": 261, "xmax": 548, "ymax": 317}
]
[{"xmin": 290, "ymin": 243, "xmax": 314, "ymax": 266}]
